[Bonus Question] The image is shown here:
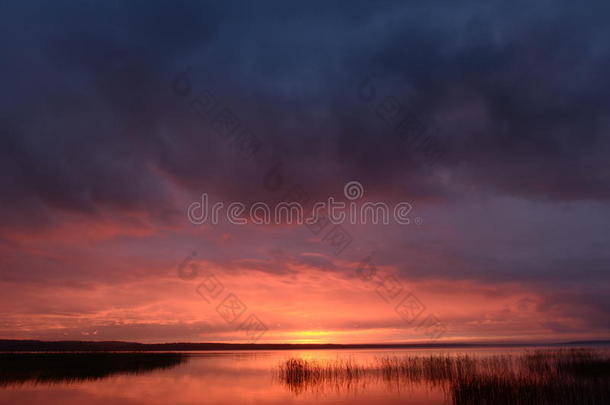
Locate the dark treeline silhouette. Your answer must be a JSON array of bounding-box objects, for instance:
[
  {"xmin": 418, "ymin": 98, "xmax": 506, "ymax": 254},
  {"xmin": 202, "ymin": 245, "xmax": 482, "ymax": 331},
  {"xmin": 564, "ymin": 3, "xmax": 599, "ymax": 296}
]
[
  {"xmin": 0, "ymin": 352, "xmax": 187, "ymax": 386},
  {"xmin": 1, "ymin": 339, "xmax": 609, "ymax": 352}
]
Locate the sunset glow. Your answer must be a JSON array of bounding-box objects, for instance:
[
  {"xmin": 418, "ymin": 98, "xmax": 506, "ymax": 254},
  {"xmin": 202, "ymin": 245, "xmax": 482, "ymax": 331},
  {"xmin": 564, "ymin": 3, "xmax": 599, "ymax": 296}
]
[{"xmin": 1, "ymin": 0, "xmax": 609, "ymax": 349}]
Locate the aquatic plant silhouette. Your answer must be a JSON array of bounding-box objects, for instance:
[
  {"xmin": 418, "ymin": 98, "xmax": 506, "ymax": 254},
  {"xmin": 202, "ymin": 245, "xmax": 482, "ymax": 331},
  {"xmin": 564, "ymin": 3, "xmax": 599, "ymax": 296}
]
[{"xmin": 277, "ymin": 349, "xmax": 610, "ymax": 404}]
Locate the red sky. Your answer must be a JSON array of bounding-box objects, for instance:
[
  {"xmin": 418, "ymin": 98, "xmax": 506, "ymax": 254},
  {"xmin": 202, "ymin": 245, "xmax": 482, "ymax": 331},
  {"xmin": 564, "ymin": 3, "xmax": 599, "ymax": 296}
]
[
  {"xmin": 1, "ymin": 1, "xmax": 610, "ymax": 344},
  {"xmin": 2, "ymin": 190, "xmax": 609, "ymax": 344}
]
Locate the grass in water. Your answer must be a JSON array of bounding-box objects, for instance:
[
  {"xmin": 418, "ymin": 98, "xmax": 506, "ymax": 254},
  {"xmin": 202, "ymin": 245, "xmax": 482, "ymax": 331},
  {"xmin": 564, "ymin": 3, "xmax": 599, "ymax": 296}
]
[{"xmin": 277, "ymin": 349, "xmax": 610, "ymax": 404}]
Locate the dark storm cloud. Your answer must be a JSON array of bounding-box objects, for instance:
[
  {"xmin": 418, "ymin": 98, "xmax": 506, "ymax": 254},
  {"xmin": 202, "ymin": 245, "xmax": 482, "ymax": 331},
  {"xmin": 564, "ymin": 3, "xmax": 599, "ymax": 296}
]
[
  {"xmin": 0, "ymin": 0, "xmax": 224, "ymax": 228},
  {"xmin": 1, "ymin": 0, "xmax": 610, "ymax": 230}
]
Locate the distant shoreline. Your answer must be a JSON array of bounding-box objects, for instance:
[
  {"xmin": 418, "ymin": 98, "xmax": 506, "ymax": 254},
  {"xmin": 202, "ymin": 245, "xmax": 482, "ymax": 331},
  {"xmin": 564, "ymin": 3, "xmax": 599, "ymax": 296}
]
[{"xmin": 1, "ymin": 339, "xmax": 609, "ymax": 352}]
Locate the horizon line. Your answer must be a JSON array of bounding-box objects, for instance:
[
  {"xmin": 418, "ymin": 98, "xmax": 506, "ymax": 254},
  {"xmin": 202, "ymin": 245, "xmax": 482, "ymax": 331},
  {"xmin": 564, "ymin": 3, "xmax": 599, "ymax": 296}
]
[{"xmin": 2, "ymin": 338, "xmax": 609, "ymax": 352}]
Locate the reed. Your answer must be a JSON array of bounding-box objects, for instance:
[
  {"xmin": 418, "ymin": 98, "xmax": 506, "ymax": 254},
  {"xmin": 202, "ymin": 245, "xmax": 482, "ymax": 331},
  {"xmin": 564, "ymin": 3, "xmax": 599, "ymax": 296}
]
[{"xmin": 277, "ymin": 349, "xmax": 610, "ymax": 404}]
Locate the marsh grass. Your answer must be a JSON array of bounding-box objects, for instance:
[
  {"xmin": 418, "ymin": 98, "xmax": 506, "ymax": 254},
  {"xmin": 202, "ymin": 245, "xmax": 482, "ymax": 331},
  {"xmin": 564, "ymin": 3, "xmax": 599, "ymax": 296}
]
[
  {"xmin": 0, "ymin": 352, "xmax": 187, "ymax": 386},
  {"xmin": 276, "ymin": 358, "xmax": 372, "ymax": 394},
  {"xmin": 277, "ymin": 349, "xmax": 610, "ymax": 404}
]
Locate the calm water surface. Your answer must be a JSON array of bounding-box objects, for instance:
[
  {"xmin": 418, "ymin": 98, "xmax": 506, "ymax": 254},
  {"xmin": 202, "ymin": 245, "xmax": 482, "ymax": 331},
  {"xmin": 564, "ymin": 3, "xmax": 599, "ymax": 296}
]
[{"xmin": 0, "ymin": 347, "xmax": 603, "ymax": 405}]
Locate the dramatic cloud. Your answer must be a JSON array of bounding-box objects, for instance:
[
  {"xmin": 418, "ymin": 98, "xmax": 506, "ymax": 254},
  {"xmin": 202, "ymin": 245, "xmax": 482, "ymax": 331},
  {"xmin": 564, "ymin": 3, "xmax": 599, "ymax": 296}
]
[{"xmin": 0, "ymin": 0, "xmax": 609, "ymax": 342}]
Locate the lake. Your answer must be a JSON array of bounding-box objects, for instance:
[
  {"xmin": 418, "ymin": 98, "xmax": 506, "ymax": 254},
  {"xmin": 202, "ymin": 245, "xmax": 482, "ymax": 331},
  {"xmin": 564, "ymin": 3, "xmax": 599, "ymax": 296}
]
[{"xmin": 1, "ymin": 347, "xmax": 608, "ymax": 404}]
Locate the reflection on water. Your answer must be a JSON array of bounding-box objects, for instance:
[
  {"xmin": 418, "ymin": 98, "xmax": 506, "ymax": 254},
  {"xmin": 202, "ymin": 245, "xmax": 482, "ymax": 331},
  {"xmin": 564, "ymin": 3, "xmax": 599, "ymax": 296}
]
[
  {"xmin": 275, "ymin": 349, "xmax": 610, "ymax": 404},
  {"xmin": 0, "ymin": 347, "xmax": 608, "ymax": 405},
  {"xmin": 0, "ymin": 353, "xmax": 187, "ymax": 386}
]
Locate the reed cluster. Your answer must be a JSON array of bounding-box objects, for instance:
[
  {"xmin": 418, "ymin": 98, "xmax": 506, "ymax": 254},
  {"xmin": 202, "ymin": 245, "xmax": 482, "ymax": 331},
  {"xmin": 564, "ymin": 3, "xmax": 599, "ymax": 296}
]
[{"xmin": 277, "ymin": 349, "xmax": 610, "ymax": 404}]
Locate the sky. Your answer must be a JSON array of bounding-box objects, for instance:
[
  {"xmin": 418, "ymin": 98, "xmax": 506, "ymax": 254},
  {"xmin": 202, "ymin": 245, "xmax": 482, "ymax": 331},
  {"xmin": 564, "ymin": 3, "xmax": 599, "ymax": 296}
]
[{"xmin": 1, "ymin": 0, "xmax": 609, "ymax": 344}]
